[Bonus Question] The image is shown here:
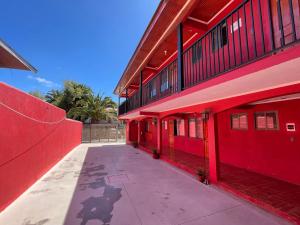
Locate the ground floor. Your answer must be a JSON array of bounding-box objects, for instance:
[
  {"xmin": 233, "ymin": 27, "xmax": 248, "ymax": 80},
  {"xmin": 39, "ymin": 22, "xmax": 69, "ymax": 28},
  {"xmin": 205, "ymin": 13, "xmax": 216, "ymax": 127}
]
[
  {"xmin": 0, "ymin": 143, "xmax": 291, "ymax": 225},
  {"xmin": 125, "ymin": 91, "xmax": 300, "ymax": 224}
]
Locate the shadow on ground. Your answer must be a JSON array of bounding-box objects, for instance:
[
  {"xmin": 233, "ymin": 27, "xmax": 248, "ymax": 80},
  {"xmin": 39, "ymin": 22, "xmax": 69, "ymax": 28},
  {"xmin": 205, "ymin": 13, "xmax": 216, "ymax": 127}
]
[{"xmin": 63, "ymin": 145, "xmax": 123, "ymax": 225}]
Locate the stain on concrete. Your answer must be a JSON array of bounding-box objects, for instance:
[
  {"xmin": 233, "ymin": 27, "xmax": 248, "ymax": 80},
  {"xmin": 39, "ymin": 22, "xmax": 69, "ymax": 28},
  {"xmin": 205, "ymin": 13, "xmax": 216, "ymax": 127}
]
[
  {"xmin": 23, "ymin": 218, "xmax": 50, "ymax": 225},
  {"xmin": 67, "ymin": 161, "xmax": 123, "ymax": 225},
  {"xmin": 77, "ymin": 185, "xmax": 122, "ymax": 225}
]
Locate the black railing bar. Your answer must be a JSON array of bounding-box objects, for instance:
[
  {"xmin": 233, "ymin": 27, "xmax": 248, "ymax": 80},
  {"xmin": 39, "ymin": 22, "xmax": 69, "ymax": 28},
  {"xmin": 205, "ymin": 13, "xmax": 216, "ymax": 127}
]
[
  {"xmin": 267, "ymin": 0, "xmax": 275, "ymax": 51},
  {"xmin": 277, "ymin": 0, "xmax": 285, "ymax": 47},
  {"xmin": 226, "ymin": 19, "xmax": 231, "ymax": 68},
  {"xmin": 250, "ymin": 0, "xmax": 257, "ymax": 57},
  {"xmin": 217, "ymin": 25, "xmax": 221, "ymax": 73},
  {"xmin": 231, "ymin": 13, "xmax": 237, "ymax": 66},
  {"xmin": 258, "ymin": 0, "xmax": 266, "ymax": 53},
  {"xmin": 243, "ymin": 4, "xmax": 250, "ymax": 60},
  {"xmin": 288, "ymin": 0, "xmax": 297, "ymax": 41},
  {"xmin": 237, "ymin": 9, "xmax": 243, "ymax": 64}
]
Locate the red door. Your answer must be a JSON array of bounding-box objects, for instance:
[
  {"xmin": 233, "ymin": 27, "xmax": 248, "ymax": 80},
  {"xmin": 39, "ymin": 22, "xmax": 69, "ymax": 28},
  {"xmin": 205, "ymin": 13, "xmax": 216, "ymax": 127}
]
[{"xmin": 168, "ymin": 120, "xmax": 175, "ymax": 160}]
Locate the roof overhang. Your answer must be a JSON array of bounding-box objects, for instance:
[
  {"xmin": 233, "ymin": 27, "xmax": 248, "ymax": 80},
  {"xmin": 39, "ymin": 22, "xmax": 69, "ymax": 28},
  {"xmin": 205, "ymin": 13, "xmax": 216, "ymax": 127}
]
[
  {"xmin": 114, "ymin": 0, "xmax": 198, "ymax": 96},
  {"xmin": 0, "ymin": 39, "xmax": 37, "ymax": 73}
]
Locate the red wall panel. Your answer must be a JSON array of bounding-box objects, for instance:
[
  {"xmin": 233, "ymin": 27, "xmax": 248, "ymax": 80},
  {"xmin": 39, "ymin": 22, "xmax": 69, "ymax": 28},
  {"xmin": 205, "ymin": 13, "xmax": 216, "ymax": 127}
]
[
  {"xmin": 217, "ymin": 99, "xmax": 300, "ymax": 185},
  {"xmin": 0, "ymin": 82, "xmax": 82, "ymax": 211},
  {"xmin": 161, "ymin": 116, "xmax": 205, "ymax": 157}
]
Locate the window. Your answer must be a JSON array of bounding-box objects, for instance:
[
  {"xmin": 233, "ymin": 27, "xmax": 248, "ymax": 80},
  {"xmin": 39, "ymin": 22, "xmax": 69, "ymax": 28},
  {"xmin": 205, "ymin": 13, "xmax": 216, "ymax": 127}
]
[
  {"xmin": 174, "ymin": 119, "xmax": 185, "ymax": 136},
  {"xmin": 160, "ymin": 69, "xmax": 169, "ymax": 92},
  {"xmin": 196, "ymin": 118, "xmax": 204, "ymax": 139},
  {"xmin": 221, "ymin": 22, "xmax": 228, "ymax": 47},
  {"xmin": 149, "ymin": 82, "xmax": 157, "ymax": 98},
  {"xmin": 145, "ymin": 121, "xmax": 150, "ymax": 132},
  {"xmin": 189, "ymin": 118, "xmax": 196, "ymax": 138},
  {"xmin": 189, "ymin": 118, "xmax": 204, "ymax": 139},
  {"xmin": 192, "ymin": 42, "xmax": 202, "ymax": 63},
  {"xmin": 212, "ymin": 22, "xmax": 228, "ymax": 52},
  {"xmin": 231, "ymin": 113, "xmax": 248, "ymax": 130},
  {"xmin": 255, "ymin": 112, "xmax": 279, "ymax": 130}
]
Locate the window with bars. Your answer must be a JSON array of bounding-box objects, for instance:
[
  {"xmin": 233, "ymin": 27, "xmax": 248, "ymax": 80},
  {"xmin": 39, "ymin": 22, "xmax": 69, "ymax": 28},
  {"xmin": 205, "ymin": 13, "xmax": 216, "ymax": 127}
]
[
  {"xmin": 231, "ymin": 113, "xmax": 248, "ymax": 130},
  {"xmin": 189, "ymin": 118, "xmax": 204, "ymax": 139},
  {"xmin": 160, "ymin": 69, "xmax": 169, "ymax": 92},
  {"xmin": 149, "ymin": 82, "xmax": 157, "ymax": 98},
  {"xmin": 174, "ymin": 119, "xmax": 185, "ymax": 136},
  {"xmin": 255, "ymin": 112, "xmax": 279, "ymax": 130},
  {"xmin": 212, "ymin": 22, "xmax": 228, "ymax": 52}
]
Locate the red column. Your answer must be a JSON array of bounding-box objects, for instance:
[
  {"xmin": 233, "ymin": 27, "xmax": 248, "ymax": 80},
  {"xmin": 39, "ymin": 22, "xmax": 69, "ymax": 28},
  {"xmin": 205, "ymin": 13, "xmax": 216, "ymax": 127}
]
[
  {"xmin": 137, "ymin": 120, "xmax": 141, "ymax": 146},
  {"xmin": 157, "ymin": 118, "xmax": 162, "ymax": 153},
  {"xmin": 126, "ymin": 120, "xmax": 130, "ymax": 145},
  {"xmin": 207, "ymin": 113, "xmax": 218, "ymax": 183}
]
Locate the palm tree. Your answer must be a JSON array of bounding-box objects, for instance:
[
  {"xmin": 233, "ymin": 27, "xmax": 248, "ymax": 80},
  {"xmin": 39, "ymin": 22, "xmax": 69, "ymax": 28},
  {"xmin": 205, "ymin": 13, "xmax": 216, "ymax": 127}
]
[{"xmin": 68, "ymin": 94, "xmax": 117, "ymax": 123}]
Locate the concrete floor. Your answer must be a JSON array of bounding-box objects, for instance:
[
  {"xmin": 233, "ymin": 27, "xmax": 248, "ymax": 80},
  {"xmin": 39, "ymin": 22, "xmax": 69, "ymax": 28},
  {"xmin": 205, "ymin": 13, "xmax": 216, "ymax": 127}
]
[{"xmin": 0, "ymin": 144, "xmax": 293, "ymax": 225}]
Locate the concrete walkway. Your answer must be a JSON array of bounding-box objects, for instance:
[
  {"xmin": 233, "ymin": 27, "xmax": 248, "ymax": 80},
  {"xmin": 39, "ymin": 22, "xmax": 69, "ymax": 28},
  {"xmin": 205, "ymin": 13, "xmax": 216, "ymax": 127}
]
[{"xmin": 0, "ymin": 144, "xmax": 292, "ymax": 225}]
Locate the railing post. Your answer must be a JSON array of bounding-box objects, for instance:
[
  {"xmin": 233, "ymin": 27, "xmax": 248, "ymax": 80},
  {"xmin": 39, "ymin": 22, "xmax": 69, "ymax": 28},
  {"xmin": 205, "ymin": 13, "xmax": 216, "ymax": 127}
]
[
  {"xmin": 117, "ymin": 96, "xmax": 120, "ymax": 116},
  {"xmin": 125, "ymin": 88, "xmax": 128, "ymax": 113},
  {"xmin": 139, "ymin": 71, "xmax": 143, "ymax": 107},
  {"xmin": 177, "ymin": 23, "xmax": 184, "ymax": 91}
]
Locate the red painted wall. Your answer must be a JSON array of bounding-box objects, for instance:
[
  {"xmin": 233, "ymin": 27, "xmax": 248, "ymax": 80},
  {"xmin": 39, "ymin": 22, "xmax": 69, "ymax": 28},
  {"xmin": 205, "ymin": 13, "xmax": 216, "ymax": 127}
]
[
  {"xmin": 217, "ymin": 99, "xmax": 300, "ymax": 185},
  {"xmin": 129, "ymin": 120, "xmax": 138, "ymax": 142},
  {"xmin": 0, "ymin": 82, "xmax": 82, "ymax": 211},
  {"xmin": 161, "ymin": 115, "xmax": 205, "ymax": 157}
]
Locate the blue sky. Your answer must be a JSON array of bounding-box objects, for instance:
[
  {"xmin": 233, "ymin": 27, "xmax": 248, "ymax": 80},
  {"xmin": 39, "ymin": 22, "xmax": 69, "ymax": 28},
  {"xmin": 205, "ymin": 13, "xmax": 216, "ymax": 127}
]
[{"xmin": 0, "ymin": 0, "xmax": 160, "ymax": 101}]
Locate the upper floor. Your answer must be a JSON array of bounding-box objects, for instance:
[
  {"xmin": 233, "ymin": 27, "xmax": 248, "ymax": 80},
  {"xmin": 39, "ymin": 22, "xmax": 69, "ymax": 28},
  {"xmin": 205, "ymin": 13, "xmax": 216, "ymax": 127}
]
[{"xmin": 115, "ymin": 0, "xmax": 300, "ymax": 117}]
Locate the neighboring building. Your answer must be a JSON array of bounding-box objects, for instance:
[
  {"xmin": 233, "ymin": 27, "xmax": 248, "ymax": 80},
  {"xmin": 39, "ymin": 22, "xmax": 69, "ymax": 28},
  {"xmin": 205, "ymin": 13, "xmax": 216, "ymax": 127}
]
[{"xmin": 114, "ymin": 0, "xmax": 300, "ymax": 223}]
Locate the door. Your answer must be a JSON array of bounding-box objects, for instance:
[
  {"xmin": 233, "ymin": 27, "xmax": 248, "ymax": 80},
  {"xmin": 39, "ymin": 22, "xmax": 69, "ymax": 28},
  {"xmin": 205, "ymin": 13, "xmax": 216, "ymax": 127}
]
[
  {"xmin": 202, "ymin": 117, "xmax": 209, "ymax": 183},
  {"xmin": 168, "ymin": 120, "xmax": 175, "ymax": 160}
]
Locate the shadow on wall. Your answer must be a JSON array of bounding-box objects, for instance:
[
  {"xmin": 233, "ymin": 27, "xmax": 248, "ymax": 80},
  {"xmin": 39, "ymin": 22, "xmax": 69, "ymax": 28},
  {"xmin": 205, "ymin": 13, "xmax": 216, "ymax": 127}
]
[{"xmin": 63, "ymin": 146, "xmax": 123, "ymax": 225}]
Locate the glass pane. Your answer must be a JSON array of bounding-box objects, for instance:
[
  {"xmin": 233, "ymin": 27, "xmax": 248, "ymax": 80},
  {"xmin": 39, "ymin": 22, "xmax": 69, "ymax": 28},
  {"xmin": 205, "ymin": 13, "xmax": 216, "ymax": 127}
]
[
  {"xmin": 189, "ymin": 119, "xmax": 196, "ymax": 138},
  {"xmin": 231, "ymin": 115, "xmax": 240, "ymax": 129},
  {"xmin": 196, "ymin": 118, "xmax": 203, "ymax": 138},
  {"xmin": 256, "ymin": 113, "xmax": 266, "ymax": 129},
  {"xmin": 266, "ymin": 112, "xmax": 277, "ymax": 129},
  {"xmin": 179, "ymin": 119, "xmax": 185, "ymax": 136},
  {"xmin": 239, "ymin": 115, "xmax": 248, "ymax": 129}
]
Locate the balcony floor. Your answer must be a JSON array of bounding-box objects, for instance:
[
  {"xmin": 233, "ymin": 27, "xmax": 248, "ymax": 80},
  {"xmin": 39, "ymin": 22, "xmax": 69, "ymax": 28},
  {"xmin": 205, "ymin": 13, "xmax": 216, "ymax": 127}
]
[{"xmin": 0, "ymin": 144, "xmax": 292, "ymax": 225}]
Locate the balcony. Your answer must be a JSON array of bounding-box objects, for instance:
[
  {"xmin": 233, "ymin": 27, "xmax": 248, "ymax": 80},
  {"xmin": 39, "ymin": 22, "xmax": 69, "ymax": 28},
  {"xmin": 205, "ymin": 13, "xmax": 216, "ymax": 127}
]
[{"xmin": 119, "ymin": 0, "xmax": 300, "ymax": 116}]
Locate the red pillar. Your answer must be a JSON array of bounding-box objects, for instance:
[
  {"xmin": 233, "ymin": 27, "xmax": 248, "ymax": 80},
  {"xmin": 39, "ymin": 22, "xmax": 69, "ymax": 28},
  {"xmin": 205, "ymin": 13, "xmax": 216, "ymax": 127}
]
[
  {"xmin": 137, "ymin": 120, "xmax": 141, "ymax": 146},
  {"xmin": 157, "ymin": 118, "xmax": 162, "ymax": 153},
  {"xmin": 126, "ymin": 120, "xmax": 130, "ymax": 145},
  {"xmin": 207, "ymin": 113, "xmax": 218, "ymax": 183}
]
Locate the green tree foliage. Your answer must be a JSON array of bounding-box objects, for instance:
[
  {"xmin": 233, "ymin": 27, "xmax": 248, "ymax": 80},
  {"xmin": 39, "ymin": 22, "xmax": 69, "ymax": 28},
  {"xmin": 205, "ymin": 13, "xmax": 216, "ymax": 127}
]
[
  {"xmin": 28, "ymin": 90, "xmax": 45, "ymax": 100},
  {"xmin": 45, "ymin": 81, "xmax": 117, "ymax": 123}
]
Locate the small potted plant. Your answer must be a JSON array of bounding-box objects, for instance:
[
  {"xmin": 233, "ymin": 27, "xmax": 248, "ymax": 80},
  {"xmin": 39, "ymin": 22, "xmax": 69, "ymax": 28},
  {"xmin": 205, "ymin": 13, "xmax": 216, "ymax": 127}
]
[
  {"xmin": 152, "ymin": 148, "xmax": 160, "ymax": 159},
  {"xmin": 132, "ymin": 141, "xmax": 138, "ymax": 148},
  {"xmin": 196, "ymin": 168, "xmax": 207, "ymax": 183}
]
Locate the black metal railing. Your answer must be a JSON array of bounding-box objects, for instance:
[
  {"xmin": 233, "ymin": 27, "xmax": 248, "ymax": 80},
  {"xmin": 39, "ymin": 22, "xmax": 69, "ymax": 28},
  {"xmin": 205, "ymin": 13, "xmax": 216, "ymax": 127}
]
[
  {"xmin": 142, "ymin": 60, "xmax": 178, "ymax": 106},
  {"xmin": 119, "ymin": 0, "xmax": 300, "ymax": 115}
]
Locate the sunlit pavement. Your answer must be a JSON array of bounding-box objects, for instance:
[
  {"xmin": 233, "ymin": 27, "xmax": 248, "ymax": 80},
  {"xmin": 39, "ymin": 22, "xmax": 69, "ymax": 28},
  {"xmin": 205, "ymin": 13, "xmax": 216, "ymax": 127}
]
[{"xmin": 0, "ymin": 144, "xmax": 292, "ymax": 225}]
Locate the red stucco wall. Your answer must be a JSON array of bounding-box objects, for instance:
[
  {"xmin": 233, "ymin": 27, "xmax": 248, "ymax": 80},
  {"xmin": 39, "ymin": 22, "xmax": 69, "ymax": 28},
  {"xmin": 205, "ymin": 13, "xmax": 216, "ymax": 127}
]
[
  {"xmin": 161, "ymin": 116, "xmax": 205, "ymax": 157},
  {"xmin": 217, "ymin": 99, "xmax": 300, "ymax": 185},
  {"xmin": 0, "ymin": 82, "xmax": 82, "ymax": 211}
]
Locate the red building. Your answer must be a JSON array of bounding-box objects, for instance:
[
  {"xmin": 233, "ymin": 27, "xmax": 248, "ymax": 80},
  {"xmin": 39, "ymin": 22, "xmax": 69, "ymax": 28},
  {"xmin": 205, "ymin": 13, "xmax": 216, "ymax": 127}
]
[{"xmin": 115, "ymin": 0, "xmax": 300, "ymax": 223}]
